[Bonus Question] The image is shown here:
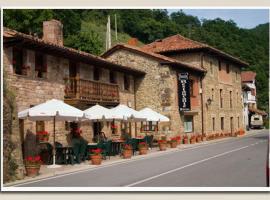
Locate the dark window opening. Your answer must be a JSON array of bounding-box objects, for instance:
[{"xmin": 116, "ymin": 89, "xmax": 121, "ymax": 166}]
[
  {"xmin": 13, "ymin": 48, "xmax": 23, "ymax": 75},
  {"xmin": 230, "ymin": 91, "xmax": 232, "ymax": 108},
  {"xmin": 218, "ymin": 60, "xmax": 221, "ymax": 71},
  {"xmin": 212, "ymin": 117, "xmax": 215, "ymax": 131},
  {"xmin": 35, "ymin": 52, "xmax": 47, "ymax": 78},
  {"xmin": 124, "ymin": 75, "xmax": 130, "ymax": 91},
  {"xmin": 226, "ymin": 63, "xmax": 230, "ymax": 74},
  {"xmin": 221, "ymin": 117, "xmax": 224, "ymax": 130},
  {"xmin": 141, "ymin": 121, "xmax": 157, "ymax": 131},
  {"xmin": 93, "ymin": 67, "xmax": 100, "ymax": 81},
  {"xmin": 69, "ymin": 61, "xmax": 77, "ymax": 78},
  {"xmin": 110, "ymin": 71, "xmax": 117, "ymax": 84},
  {"xmin": 220, "ymin": 89, "xmax": 223, "ymax": 108}
]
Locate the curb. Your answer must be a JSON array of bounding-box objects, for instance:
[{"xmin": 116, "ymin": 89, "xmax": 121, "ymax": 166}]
[{"xmin": 3, "ymin": 129, "xmax": 266, "ymax": 187}]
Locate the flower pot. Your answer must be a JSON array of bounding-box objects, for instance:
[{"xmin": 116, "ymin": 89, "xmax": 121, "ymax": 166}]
[
  {"xmin": 190, "ymin": 139, "xmax": 196, "ymax": 144},
  {"xmin": 170, "ymin": 141, "xmax": 178, "ymax": 148},
  {"xmin": 159, "ymin": 143, "xmax": 167, "ymax": 151},
  {"xmin": 196, "ymin": 137, "xmax": 201, "ymax": 143},
  {"xmin": 123, "ymin": 149, "xmax": 132, "ymax": 159},
  {"xmin": 25, "ymin": 165, "xmax": 40, "ymax": 177},
  {"xmin": 90, "ymin": 154, "xmax": 102, "ymax": 165},
  {"xmin": 139, "ymin": 147, "xmax": 148, "ymax": 155},
  {"xmin": 183, "ymin": 138, "xmax": 188, "ymax": 144}
]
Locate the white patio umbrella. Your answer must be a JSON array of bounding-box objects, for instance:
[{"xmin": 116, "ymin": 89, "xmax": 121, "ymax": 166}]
[
  {"xmin": 138, "ymin": 108, "xmax": 170, "ymax": 122},
  {"xmin": 18, "ymin": 99, "xmax": 85, "ymax": 168},
  {"xmin": 110, "ymin": 104, "xmax": 146, "ymax": 121},
  {"xmin": 84, "ymin": 104, "xmax": 122, "ymax": 121}
]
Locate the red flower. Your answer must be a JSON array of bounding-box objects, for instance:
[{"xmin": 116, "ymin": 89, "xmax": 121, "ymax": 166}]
[
  {"xmin": 34, "ymin": 155, "xmax": 41, "ymax": 161},
  {"xmin": 91, "ymin": 148, "xmax": 102, "ymax": 155},
  {"xmin": 26, "ymin": 156, "xmax": 33, "ymax": 161},
  {"xmin": 158, "ymin": 140, "xmax": 166, "ymax": 144}
]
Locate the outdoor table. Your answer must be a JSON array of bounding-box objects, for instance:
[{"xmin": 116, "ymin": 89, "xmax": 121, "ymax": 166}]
[{"xmin": 111, "ymin": 140, "xmax": 125, "ymax": 156}]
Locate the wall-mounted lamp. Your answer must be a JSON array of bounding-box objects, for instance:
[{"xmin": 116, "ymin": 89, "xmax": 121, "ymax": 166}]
[{"xmin": 206, "ymin": 98, "xmax": 213, "ymax": 105}]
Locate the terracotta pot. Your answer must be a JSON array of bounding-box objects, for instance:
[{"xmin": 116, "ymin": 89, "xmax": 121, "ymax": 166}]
[
  {"xmin": 90, "ymin": 154, "xmax": 102, "ymax": 165},
  {"xmin": 190, "ymin": 139, "xmax": 196, "ymax": 144},
  {"xmin": 123, "ymin": 149, "xmax": 132, "ymax": 159},
  {"xmin": 139, "ymin": 147, "xmax": 148, "ymax": 155},
  {"xmin": 177, "ymin": 139, "xmax": 181, "ymax": 145},
  {"xmin": 196, "ymin": 137, "xmax": 201, "ymax": 143},
  {"xmin": 170, "ymin": 141, "xmax": 178, "ymax": 148},
  {"xmin": 159, "ymin": 143, "xmax": 167, "ymax": 151},
  {"xmin": 183, "ymin": 138, "xmax": 188, "ymax": 144},
  {"xmin": 25, "ymin": 165, "xmax": 40, "ymax": 177}
]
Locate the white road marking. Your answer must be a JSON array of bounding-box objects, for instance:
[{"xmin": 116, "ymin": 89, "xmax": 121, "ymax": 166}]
[
  {"xmin": 124, "ymin": 141, "xmax": 262, "ymax": 187},
  {"xmin": 8, "ymin": 131, "xmax": 267, "ymax": 187}
]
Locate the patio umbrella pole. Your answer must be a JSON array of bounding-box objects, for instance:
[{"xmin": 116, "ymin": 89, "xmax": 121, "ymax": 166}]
[{"xmin": 48, "ymin": 116, "xmax": 61, "ymax": 168}]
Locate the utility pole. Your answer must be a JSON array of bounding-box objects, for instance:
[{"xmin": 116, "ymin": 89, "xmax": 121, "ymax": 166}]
[
  {"xmin": 106, "ymin": 15, "xmax": 111, "ymax": 50},
  {"xmin": 115, "ymin": 14, "xmax": 118, "ymax": 41}
]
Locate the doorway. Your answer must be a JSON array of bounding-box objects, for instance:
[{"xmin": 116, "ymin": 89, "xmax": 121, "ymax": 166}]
[
  {"xmin": 230, "ymin": 117, "xmax": 234, "ymax": 135},
  {"xmin": 93, "ymin": 122, "xmax": 102, "ymax": 142}
]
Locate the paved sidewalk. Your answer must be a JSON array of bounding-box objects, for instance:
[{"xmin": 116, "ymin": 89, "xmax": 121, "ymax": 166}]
[{"xmin": 4, "ymin": 129, "xmax": 266, "ymax": 187}]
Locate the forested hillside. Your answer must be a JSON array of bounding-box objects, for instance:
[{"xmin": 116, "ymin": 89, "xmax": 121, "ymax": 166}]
[{"xmin": 3, "ymin": 9, "xmax": 269, "ymax": 112}]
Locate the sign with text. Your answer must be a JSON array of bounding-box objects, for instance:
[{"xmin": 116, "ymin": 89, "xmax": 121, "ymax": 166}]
[{"xmin": 178, "ymin": 72, "xmax": 190, "ymax": 111}]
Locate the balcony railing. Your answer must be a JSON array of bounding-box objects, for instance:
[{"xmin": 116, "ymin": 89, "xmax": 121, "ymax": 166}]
[{"xmin": 64, "ymin": 77, "xmax": 120, "ymax": 103}]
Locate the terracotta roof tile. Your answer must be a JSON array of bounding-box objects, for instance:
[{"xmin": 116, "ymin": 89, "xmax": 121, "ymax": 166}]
[
  {"xmin": 241, "ymin": 71, "xmax": 256, "ymax": 82},
  {"xmin": 142, "ymin": 34, "xmax": 248, "ymax": 67},
  {"xmin": 101, "ymin": 43, "xmax": 206, "ymax": 73},
  {"xmin": 3, "ymin": 28, "xmax": 145, "ymax": 76}
]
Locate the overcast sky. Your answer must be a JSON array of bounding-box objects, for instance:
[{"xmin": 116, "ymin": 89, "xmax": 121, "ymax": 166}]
[{"xmin": 168, "ymin": 9, "xmax": 269, "ymax": 29}]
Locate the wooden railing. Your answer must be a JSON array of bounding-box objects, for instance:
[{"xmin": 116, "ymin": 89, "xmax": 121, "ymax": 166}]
[{"xmin": 64, "ymin": 77, "xmax": 120, "ymax": 103}]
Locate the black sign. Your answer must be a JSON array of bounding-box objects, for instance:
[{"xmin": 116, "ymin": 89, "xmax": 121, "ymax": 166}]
[{"xmin": 178, "ymin": 72, "xmax": 190, "ymax": 111}]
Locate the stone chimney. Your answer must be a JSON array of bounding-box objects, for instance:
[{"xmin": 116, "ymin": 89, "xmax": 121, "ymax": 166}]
[{"xmin": 42, "ymin": 19, "xmax": 63, "ymax": 45}]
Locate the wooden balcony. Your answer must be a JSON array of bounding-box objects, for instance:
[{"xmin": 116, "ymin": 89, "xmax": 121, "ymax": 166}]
[{"xmin": 64, "ymin": 77, "xmax": 120, "ymax": 107}]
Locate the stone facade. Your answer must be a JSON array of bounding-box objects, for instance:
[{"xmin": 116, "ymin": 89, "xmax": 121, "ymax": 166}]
[
  {"xmin": 170, "ymin": 52, "xmax": 243, "ymax": 134},
  {"xmin": 3, "ymin": 44, "xmax": 137, "ymax": 154},
  {"xmin": 105, "ymin": 49, "xmax": 203, "ymax": 137}
]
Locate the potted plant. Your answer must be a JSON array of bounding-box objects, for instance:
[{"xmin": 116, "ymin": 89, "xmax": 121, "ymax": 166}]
[
  {"xmin": 183, "ymin": 135, "xmax": 189, "ymax": 144},
  {"xmin": 122, "ymin": 144, "xmax": 132, "ymax": 159},
  {"xmin": 170, "ymin": 137, "xmax": 178, "ymax": 148},
  {"xmin": 25, "ymin": 155, "xmax": 41, "ymax": 177},
  {"xmin": 202, "ymin": 133, "xmax": 207, "ymax": 141},
  {"xmin": 158, "ymin": 140, "xmax": 167, "ymax": 151},
  {"xmin": 190, "ymin": 135, "xmax": 196, "ymax": 144},
  {"xmin": 176, "ymin": 135, "xmax": 181, "ymax": 145},
  {"xmin": 36, "ymin": 131, "xmax": 49, "ymax": 142},
  {"xmin": 138, "ymin": 142, "xmax": 148, "ymax": 155},
  {"xmin": 90, "ymin": 148, "xmax": 102, "ymax": 165}
]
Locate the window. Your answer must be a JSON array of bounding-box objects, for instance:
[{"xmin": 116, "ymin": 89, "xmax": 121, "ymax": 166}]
[
  {"xmin": 184, "ymin": 116, "xmax": 193, "ymax": 133},
  {"xmin": 226, "ymin": 63, "xmax": 230, "ymax": 74},
  {"xmin": 190, "ymin": 79, "xmax": 194, "ymax": 96},
  {"xmin": 36, "ymin": 121, "xmax": 45, "ymax": 133},
  {"xmin": 220, "ymin": 89, "xmax": 223, "ymax": 108},
  {"xmin": 141, "ymin": 121, "xmax": 158, "ymax": 131},
  {"xmin": 211, "ymin": 88, "xmax": 214, "ymax": 101},
  {"xmin": 13, "ymin": 48, "xmax": 23, "ymax": 75},
  {"xmin": 212, "ymin": 117, "xmax": 215, "ymax": 131},
  {"xmin": 210, "ymin": 61, "xmax": 213, "ymax": 74},
  {"xmin": 230, "ymin": 91, "xmax": 232, "ymax": 108},
  {"xmin": 218, "ymin": 60, "xmax": 221, "ymax": 71},
  {"xmin": 109, "ymin": 71, "xmax": 117, "ymax": 84},
  {"xmin": 221, "ymin": 117, "xmax": 224, "ymax": 131},
  {"xmin": 235, "ymin": 71, "xmax": 238, "ymax": 80},
  {"xmin": 124, "ymin": 75, "xmax": 130, "ymax": 91},
  {"xmin": 93, "ymin": 67, "xmax": 100, "ymax": 81},
  {"xmin": 35, "ymin": 52, "xmax": 47, "ymax": 78}
]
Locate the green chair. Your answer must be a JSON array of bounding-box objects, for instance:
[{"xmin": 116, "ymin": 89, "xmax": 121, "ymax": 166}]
[
  {"xmin": 101, "ymin": 140, "xmax": 112, "ymax": 160},
  {"xmin": 130, "ymin": 138, "xmax": 139, "ymax": 155}
]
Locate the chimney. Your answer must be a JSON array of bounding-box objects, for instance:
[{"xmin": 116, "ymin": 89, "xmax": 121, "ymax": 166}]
[
  {"xmin": 42, "ymin": 19, "xmax": 63, "ymax": 46},
  {"xmin": 127, "ymin": 38, "xmax": 138, "ymax": 46}
]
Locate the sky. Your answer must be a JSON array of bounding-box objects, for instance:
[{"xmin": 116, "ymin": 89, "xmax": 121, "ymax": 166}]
[{"xmin": 168, "ymin": 9, "xmax": 269, "ymax": 29}]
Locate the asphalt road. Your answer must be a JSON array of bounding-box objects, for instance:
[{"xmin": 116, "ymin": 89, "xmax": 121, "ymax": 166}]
[{"xmin": 15, "ymin": 129, "xmax": 269, "ymax": 188}]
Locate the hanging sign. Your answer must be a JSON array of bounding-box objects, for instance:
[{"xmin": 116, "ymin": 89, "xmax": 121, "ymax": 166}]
[{"xmin": 178, "ymin": 72, "xmax": 190, "ymax": 111}]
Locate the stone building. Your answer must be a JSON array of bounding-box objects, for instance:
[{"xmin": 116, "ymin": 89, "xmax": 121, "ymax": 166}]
[
  {"xmin": 3, "ymin": 19, "xmax": 146, "ymax": 157},
  {"xmin": 102, "ymin": 44, "xmax": 205, "ymax": 136},
  {"xmin": 142, "ymin": 35, "xmax": 248, "ymax": 134}
]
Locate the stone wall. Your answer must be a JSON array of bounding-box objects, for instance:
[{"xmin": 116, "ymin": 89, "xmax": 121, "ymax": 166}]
[{"xmin": 105, "ymin": 49, "xmax": 188, "ymax": 137}]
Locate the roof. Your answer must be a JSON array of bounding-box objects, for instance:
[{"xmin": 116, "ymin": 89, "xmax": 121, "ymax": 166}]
[
  {"xmin": 249, "ymin": 107, "xmax": 267, "ymax": 116},
  {"xmin": 3, "ymin": 28, "xmax": 145, "ymax": 76},
  {"xmin": 101, "ymin": 43, "xmax": 206, "ymax": 73},
  {"xmin": 241, "ymin": 71, "xmax": 257, "ymax": 82},
  {"xmin": 142, "ymin": 34, "xmax": 249, "ymax": 67}
]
